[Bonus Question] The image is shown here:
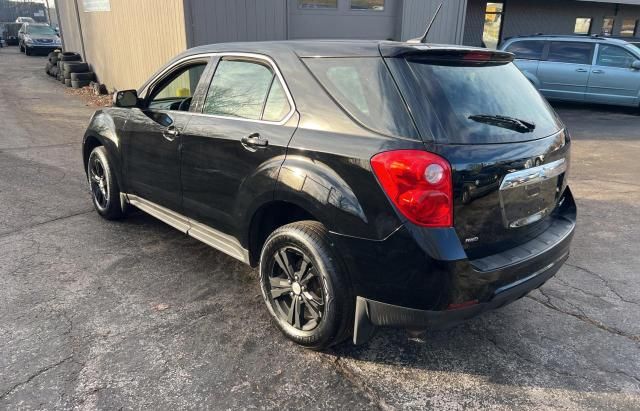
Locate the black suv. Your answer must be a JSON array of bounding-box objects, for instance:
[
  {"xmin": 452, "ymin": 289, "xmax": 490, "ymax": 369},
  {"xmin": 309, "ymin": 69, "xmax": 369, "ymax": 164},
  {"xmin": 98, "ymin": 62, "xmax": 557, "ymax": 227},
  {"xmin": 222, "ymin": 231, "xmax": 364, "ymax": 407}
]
[{"xmin": 83, "ymin": 40, "xmax": 576, "ymax": 349}]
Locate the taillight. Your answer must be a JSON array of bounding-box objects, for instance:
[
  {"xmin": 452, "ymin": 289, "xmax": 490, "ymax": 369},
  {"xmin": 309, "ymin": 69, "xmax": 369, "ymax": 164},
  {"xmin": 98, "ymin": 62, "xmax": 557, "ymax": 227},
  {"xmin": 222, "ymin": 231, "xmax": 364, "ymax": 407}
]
[{"xmin": 371, "ymin": 150, "xmax": 453, "ymax": 228}]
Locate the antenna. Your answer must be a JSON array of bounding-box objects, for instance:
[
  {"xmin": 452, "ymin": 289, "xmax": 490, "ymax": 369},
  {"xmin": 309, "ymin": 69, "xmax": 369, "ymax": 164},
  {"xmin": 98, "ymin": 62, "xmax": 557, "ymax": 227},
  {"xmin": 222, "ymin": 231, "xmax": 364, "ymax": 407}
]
[{"xmin": 420, "ymin": 2, "xmax": 444, "ymax": 43}]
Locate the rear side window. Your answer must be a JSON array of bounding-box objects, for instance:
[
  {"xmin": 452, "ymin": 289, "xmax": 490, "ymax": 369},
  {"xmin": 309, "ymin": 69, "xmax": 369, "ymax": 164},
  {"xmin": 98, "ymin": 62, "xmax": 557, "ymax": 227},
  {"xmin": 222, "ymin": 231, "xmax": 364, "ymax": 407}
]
[
  {"xmin": 204, "ymin": 60, "xmax": 273, "ymax": 120},
  {"xmin": 548, "ymin": 42, "xmax": 593, "ymax": 64},
  {"xmin": 304, "ymin": 57, "xmax": 418, "ymax": 138},
  {"xmin": 505, "ymin": 40, "xmax": 544, "ymax": 60}
]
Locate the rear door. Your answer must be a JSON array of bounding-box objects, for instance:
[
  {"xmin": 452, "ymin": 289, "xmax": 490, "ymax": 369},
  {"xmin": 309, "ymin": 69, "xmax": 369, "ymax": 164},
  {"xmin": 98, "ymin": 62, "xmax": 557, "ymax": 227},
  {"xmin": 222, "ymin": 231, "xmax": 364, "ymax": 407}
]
[
  {"xmin": 586, "ymin": 43, "xmax": 640, "ymax": 106},
  {"xmin": 537, "ymin": 41, "xmax": 594, "ymax": 102},
  {"xmin": 180, "ymin": 54, "xmax": 298, "ymax": 236}
]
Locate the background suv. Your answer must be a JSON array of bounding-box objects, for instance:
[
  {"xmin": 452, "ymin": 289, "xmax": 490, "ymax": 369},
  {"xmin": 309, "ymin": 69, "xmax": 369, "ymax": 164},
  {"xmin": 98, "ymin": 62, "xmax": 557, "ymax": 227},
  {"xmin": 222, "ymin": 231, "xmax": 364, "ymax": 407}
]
[
  {"xmin": 18, "ymin": 23, "xmax": 61, "ymax": 55},
  {"xmin": 500, "ymin": 35, "xmax": 640, "ymax": 108}
]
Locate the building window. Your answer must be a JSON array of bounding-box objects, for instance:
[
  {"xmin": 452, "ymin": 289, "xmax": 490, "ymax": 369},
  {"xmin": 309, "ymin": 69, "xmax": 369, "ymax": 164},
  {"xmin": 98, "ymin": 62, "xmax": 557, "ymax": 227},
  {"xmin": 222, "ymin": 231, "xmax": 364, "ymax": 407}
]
[
  {"xmin": 602, "ymin": 17, "xmax": 615, "ymax": 35},
  {"xmin": 298, "ymin": 0, "xmax": 338, "ymax": 9},
  {"xmin": 482, "ymin": 2, "xmax": 504, "ymax": 49},
  {"xmin": 574, "ymin": 18, "xmax": 592, "ymax": 35},
  {"xmin": 621, "ymin": 19, "xmax": 638, "ymax": 37},
  {"xmin": 351, "ymin": 0, "xmax": 384, "ymax": 11}
]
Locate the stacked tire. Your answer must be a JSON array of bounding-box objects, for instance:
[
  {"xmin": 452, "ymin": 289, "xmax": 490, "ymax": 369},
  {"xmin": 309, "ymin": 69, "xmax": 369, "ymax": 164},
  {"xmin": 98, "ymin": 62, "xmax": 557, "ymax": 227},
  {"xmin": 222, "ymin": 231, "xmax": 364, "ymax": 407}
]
[
  {"xmin": 46, "ymin": 51, "xmax": 96, "ymax": 89},
  {"xmin": 45, "ymin": 50, "xmax": 62, "ymax": 78}
]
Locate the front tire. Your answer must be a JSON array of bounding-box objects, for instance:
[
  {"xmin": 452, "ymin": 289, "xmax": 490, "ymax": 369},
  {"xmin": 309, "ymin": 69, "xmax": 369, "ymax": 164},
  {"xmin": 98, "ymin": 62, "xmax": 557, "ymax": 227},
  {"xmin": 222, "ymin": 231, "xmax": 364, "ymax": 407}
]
[
  {"xmin": 259, "ymin": 221, "xmax": 353, "ymax": 350},
  {"xmin": 25, "ymin": 46, "xmax": 32, "ymax": 56},
  {"xmin": 87, "ymin": 146, "xmax": 124, "ymax": 220}
]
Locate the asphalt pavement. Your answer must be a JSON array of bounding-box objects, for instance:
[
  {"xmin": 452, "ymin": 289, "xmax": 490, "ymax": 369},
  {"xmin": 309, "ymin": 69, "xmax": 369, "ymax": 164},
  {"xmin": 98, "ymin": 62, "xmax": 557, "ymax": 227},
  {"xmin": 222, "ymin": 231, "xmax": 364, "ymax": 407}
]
[{"xmin": 1, "ymin": 47, "xmax": 639, "ymax": 410}]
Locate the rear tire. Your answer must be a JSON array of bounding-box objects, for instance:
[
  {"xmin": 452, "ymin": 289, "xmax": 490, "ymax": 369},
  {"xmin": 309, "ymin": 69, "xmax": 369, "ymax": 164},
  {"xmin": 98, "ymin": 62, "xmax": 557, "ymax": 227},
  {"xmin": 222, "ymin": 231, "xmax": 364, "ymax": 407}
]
[
  {"xmin": 87, "ymin": 146, "xmax": 124, "ymax": 220},
  {"xmin": 259, "ymin": 221, "xmax": 353, "ymax": 350}
]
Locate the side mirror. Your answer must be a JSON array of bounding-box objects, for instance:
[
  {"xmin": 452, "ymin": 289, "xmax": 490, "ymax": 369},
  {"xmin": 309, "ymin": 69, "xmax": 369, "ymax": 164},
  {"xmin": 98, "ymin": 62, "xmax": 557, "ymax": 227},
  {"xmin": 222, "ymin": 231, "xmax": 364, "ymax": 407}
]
[
  {"xmin": 113, "ymin": 89, "xmax": 139, "ymax": 108},
  {"xmin": 632, "ymin": 60, "xmax": 640, "ymax": 70}
]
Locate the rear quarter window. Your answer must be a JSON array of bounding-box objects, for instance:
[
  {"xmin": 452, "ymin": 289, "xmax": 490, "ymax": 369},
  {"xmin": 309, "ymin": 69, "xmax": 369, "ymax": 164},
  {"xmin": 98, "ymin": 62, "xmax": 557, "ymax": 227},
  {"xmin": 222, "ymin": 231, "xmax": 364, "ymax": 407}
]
[
  {"xmin": 303, "ymin": 57, "xmax": 418, "ymax": 139},
  {"xmin": 505, "ymin": 40, "xmax": 545, "ymax": 60}
]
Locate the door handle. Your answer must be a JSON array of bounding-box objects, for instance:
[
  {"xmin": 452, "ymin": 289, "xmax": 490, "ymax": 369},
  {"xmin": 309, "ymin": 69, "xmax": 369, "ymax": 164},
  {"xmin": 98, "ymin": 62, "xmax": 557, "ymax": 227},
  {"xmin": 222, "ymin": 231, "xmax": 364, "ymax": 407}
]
[
  {"xmin": 575, "ymin": 68, "xmax": 588, "ymax": 72},
  {"xmin": 241, "ymin": 133, "xmax": 268, "ymax": 149},
  {"xmin": 163, "ymin": 125, "xmax": 180, "ymax": 141},
  {"xmin": 592, "ymin": 69, "xmax": 605, "ymax": 74}
]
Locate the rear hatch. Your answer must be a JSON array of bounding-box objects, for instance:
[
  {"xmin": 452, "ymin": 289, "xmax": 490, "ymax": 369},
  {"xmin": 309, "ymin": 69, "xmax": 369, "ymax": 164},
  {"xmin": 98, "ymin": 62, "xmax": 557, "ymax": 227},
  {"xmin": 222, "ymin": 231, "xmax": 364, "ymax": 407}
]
[{"xmin": 384, "ymin": 45, "xmax": 570, "ymax": 259}]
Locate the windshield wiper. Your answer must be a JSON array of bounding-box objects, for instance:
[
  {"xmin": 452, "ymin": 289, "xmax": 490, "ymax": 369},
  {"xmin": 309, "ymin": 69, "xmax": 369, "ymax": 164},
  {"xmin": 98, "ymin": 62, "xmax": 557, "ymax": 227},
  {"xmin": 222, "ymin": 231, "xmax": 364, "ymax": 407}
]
[{"xmin": 468, "ymin": 114, "xmax": 536, "ymax": 133}]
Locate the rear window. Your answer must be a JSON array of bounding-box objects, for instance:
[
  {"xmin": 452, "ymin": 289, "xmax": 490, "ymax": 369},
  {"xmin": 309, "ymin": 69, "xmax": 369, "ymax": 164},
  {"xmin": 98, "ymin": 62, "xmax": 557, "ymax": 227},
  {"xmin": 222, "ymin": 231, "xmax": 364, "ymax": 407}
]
[
  {"xmin": 303, "ymin": 57, "xmax": 418, "ymax": 138},
  {"xmin": 548, "ymin": 41, "xmax": 593, "ymax": 64},
  {"xmin": 402, "ymin": 59, "xmax": 562, "ymax": 144},
  {"xmin": 505, "ymin": 40, "xmax": 545, "ymax": 60}
]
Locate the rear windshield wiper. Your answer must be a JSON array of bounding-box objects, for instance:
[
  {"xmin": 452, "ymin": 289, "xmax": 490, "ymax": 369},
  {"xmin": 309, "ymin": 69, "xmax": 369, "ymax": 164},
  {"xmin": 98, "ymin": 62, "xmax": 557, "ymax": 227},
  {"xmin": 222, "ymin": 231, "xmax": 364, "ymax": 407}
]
[{"xmin": 468, "ymin": 114, "xmax": 536, "ymax": 133}]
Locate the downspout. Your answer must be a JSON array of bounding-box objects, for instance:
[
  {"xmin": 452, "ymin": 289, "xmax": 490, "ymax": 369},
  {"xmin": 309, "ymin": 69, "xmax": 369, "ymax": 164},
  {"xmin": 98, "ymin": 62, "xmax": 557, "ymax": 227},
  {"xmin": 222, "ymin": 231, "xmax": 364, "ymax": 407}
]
[{"xmin": 73, "ymin": 0, "xmax": 87, "ymax": 59}]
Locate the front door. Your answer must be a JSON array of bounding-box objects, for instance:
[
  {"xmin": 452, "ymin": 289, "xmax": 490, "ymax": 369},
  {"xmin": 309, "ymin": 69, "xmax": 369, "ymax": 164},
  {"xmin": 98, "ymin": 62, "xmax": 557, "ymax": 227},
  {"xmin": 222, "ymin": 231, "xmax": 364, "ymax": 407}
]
[
  {"xmin": 586, "ymin": 44, "xmax": 640, "ymax": 106},
  {"xmin": 124, "ymin": 59, "xmax": 210, "ymax": 212},
  {"xmin": 537, "ymin": 41, "xmax": 594, "ymax": 102},
  {"xmin": 181, "ymin": 56, "xmax": 298, "ymax": 237}
]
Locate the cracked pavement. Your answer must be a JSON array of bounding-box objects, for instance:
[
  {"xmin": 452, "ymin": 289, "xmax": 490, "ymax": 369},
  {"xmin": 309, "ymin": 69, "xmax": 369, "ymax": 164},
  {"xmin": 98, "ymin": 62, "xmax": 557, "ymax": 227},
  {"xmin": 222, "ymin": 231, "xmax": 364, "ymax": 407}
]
[{"xmin": 1, "ymin": 47, "xmax": 639, "ymax": 409}]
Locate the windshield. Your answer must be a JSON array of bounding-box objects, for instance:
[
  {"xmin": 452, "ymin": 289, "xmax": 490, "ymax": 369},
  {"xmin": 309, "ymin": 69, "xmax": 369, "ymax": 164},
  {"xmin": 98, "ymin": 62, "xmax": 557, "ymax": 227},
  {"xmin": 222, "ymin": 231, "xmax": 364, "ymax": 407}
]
[
  {"xmin": 401, "ymin": 59, "xmax": 562, "ymax": 144},
  {"xmin": 27, "ymin": 25, "xmax": 56, "ymax": 36}
]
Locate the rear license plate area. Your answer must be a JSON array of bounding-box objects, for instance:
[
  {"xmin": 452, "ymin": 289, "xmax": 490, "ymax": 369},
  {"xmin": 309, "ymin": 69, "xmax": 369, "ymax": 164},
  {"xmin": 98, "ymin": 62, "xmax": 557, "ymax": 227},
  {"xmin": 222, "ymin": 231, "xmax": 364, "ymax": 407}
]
[{"xmin": 499, "ymin": 159, "xmax": 567, "ymax": 228}]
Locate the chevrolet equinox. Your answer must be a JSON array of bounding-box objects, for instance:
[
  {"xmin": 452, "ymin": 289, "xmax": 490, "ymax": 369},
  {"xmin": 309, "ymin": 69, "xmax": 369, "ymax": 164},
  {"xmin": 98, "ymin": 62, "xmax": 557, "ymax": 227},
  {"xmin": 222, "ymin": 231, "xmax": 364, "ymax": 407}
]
[{"xmin": 82, "ymin": 40, "xmax": 576, "ymax": 349}]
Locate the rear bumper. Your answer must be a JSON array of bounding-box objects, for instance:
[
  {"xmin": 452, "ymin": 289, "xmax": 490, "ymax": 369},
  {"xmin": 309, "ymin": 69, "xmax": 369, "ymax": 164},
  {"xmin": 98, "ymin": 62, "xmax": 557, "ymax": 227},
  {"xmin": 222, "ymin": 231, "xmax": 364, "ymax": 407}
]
[
  {"xmin": 329, "ymin": 187, "xmax": 576, "ymax": 344},
  {"xmin": 353, "ymin": 249, "xmax": 567, "ymax": 344}
]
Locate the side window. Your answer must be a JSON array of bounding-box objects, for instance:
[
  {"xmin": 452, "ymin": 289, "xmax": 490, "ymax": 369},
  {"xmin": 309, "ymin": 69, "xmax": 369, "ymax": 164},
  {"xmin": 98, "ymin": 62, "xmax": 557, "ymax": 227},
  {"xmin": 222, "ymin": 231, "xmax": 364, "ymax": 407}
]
[
  {"xmin": 596, "ymin": 45, "xmax": 637, "ymax": 68},
  {"xmin": 148, "ymin": 63, "xmax": 207, "ymax": 111},
  {"xmin": 203, "ymin": 59, "xmax": 289, "ymax": 121},
  {"xmin": 505, "ymin": 40, "xmax": 545, "ymax": 60},
  {"xmin": 263, "ymin": 80, "xmax": 292, "ymax": 122},
  {"xmin": 547, "ymin": 42, "xmax": 593, "ymax": 65}
]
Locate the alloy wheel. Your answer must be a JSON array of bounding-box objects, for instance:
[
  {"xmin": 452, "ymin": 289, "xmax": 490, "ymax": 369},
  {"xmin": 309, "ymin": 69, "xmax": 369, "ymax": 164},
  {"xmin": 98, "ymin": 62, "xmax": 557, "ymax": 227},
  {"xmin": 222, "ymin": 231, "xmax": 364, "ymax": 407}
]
[
  {"xmin": 267, "ymin": 246, "xmax": 325, "ymax": 331},
  {"xmin": 88, "ymin": 153, "xmax": 109, "ymax": 210}
]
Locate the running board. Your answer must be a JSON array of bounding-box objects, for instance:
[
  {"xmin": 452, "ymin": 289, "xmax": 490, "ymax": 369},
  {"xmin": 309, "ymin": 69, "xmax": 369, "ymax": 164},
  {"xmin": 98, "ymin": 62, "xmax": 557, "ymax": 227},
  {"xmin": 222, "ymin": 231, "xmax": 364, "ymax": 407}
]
[{"xmin": 124, "ymin": 194, "xmax": 250, "ymax": 264}]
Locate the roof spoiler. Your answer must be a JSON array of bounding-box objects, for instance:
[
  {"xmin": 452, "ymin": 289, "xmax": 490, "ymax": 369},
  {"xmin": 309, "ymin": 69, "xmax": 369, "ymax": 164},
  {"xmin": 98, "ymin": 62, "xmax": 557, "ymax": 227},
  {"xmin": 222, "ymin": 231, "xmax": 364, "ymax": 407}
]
[{"xmin": 383, "ymin": 47, "xmax": 515, "ymax": 64}]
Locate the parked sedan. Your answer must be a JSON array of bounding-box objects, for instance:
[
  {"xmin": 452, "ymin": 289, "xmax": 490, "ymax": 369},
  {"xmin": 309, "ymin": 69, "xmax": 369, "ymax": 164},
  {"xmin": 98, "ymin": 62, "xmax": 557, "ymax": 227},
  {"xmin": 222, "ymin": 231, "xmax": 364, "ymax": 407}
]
[
  {"xmin": 501, "ymin": 35, "xmax": 640, "ymax": 108},
  {"xmin": 82, "ymin": 40, "xmax": 575, "ymax": 349},
  {"xmin": 18, "ymin": 23, "xmax": 61, "ymax": 55}
]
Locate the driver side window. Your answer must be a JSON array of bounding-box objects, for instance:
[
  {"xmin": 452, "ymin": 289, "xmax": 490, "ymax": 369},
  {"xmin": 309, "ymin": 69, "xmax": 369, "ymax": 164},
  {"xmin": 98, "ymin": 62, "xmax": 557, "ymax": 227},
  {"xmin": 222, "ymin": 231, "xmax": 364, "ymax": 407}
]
[{"xmin": 148, "ymin": 63, "xmax": 207, "ymax": 111}]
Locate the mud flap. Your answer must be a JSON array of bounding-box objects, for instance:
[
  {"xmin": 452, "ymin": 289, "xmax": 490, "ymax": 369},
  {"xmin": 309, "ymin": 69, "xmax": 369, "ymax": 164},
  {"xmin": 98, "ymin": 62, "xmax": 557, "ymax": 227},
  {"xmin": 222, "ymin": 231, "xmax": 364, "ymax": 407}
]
[{"xmin": 353, "ymin": 296, "xmax": 376, "ymax": 345}]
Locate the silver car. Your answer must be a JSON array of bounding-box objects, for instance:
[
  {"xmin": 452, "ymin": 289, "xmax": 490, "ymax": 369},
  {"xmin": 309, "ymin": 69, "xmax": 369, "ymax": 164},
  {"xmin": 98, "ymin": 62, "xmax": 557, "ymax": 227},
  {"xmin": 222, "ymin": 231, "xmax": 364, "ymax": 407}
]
[{"xmin": 500, "ymin": 35, "xmax": 640, "ymax": 108}]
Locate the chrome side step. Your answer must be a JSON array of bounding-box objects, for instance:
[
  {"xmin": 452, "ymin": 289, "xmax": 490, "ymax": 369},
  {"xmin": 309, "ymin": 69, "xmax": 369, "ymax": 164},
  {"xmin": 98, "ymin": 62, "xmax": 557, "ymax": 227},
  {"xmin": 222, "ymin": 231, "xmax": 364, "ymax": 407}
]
[{"xmin": 124, "ymin": 194, "xmax": 250, "ymax": 264}]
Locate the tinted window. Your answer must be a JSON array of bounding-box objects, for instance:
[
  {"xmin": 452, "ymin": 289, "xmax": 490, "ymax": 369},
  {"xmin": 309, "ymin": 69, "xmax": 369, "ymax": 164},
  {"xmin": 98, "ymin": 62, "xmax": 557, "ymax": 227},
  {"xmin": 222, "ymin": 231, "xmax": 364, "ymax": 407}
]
[
  {"xmin": 149, "ymin": 63, "xmax": 207, "ymax": 110},
  {"xmin": 596, "ymin": 44, "xmax": 637, "ymax": 68},
  {"xmin": 304, "ymin": 57, "xmax": 418, "ymax": 138},
  {"xmin": 203, "ymin": 60, "xmax": 274, "ymax": 120},
  {"xmin": 404, "ymin": 60, "xmax": 561, "ymax": 144},
  {"xmin": 548, "ymin": 42, "xmax": 593, "ymax": 64},
  {"xmin": 506, "ymin": 40, "xmax": 544, "ymax": 60},
  {"xmin": 262, "ymin": 80, "xmax": 291, "ymax": 122}
]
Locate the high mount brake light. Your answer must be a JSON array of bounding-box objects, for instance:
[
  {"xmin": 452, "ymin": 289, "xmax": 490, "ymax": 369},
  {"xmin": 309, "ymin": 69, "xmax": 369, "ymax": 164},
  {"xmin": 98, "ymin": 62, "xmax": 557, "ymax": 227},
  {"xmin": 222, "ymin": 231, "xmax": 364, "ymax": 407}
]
[{"xmin": 371, "ymin": 150, "xmax": 453, "ymax": 228}]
